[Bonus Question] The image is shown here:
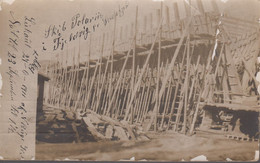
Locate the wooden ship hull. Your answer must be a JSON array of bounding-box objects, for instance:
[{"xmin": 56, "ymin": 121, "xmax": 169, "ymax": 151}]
[{"xmin": 37, "ymin": 0, "xmax": 260, "ymax": 143}]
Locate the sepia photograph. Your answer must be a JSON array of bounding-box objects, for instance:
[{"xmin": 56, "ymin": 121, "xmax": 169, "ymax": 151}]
[{"xmin": 0, "ymin": 0, "xmax": 260, "ymax": 161}]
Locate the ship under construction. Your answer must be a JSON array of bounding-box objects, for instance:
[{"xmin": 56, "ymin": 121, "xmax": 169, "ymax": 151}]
[{"xmin": 36, "ymin": 0, "xmax": 260, "ymax": 143}]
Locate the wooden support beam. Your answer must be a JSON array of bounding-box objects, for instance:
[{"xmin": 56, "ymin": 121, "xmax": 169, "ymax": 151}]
[
  {"xmin": 196, "ymin": 0, "xmax": 205, "ymax": 15},
  {"xmin": 165, "ymin": 5, "xmax": 170, "ymax": 30},
  {"xmin": 105, "ymin": 40, "xmax": 135, "ymax": 116},
  {"xmin": 182, "ymin": 35, "xmax": 191, "ymax": 134},
  {"xmin": 145, "ymin": 16, "xmax": 192, "ymax": 132},
  {"xmin": 183, "ymin": 0, "xmax": 191, "ymax": 17},
  {"xmin": 154, "ymin": 2, "xmax": 163, "ymax": 131},
  {"xmin": 143, "ymin": 15, "xmax": 147, "ymax": 33},
  {"xmin": 173, "ymin": 2, "xmax": 180, "ymax": 22},
  {"xmin": 124, "ymin": 17, "xmax": 164, "ymax": 122},
  {"xmin": 166, "ymin": 48, "xmax": 186, "ymax": 131}
]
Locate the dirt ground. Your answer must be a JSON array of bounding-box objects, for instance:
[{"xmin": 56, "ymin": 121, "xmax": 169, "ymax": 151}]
[{"xmin": 36, "ymin": 131, "xmax": 259, "ymax": 161}]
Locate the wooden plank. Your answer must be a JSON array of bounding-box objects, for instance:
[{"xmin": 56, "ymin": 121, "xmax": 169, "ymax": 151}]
[{"xmin": 83, "ymin": 117, "xmax": 106, "ymax": 139}]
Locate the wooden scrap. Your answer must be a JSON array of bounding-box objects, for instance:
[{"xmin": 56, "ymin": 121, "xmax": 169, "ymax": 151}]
[
  {"xmin": 105, "ymin": 125, "xmax": 114, "ymax": 139},
  {"xmin": 114, "ymin": 126, "xmax": 129, "ymax": 141},
  {"xmin": 82, "ymin": 117, "xmax": 106, "ymax": 140}
]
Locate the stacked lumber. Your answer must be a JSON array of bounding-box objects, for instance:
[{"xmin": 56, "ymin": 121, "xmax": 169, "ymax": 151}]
[
  {"xmin": 80, "ymin": 109, "xmax": 149, "ymax": 141},
  {"xmin": 36, "ymin": 106, "xmax": 149, "ymax": 143}
]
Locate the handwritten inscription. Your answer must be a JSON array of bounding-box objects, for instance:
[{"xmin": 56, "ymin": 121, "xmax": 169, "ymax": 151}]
[
  {"xmin": 6, "ymin": 11, "xmax": 39, "ymax": 159},
  {"xmin": 6, "ymin": 66, "xmax": 18, "ymax": 100},
  {"xmin": 24, "ymin": 16, "xmax": 36, "ymax": 48},
  {"xmin": 42, "ymin": 1, "xmax": 129, "ymax": 51}
]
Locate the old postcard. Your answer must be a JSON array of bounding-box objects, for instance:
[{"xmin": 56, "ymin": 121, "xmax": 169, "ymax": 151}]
[{"xmin": 0, "ymin": 0, "xmax": 259, "ymax": 161}]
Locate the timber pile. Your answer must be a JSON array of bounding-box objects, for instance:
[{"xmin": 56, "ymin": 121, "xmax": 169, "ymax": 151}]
[
  {"xmin": 80, "ymin": 109, "xmax": 149, "ymax": 141},
  {"xmin": 36, "ymin": 106, "xmax": 87, "ymax": 143},
  {"xmin": 37, "ymin": 106, "xmax": 149, "ymax": 143}
]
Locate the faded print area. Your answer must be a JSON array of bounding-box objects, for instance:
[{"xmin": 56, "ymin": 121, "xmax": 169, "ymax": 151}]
[{"xmin": 1, "ymin": 0, "xmax": 260, "ymax": 161}]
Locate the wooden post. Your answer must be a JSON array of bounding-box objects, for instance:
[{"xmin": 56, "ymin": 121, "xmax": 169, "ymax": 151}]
[
  {"xmin": 105, "ymin": 40, "xmax": 135, "ymax": 116},
  {"xmin": 120, "ymin": 26, "xmax": 123, "ymax": 41},
  {"xmin": 167, "ymin": 44, "xmax": 187, "ymax": 131},
  {"xmin": 183, "ymin": 0, "xmax": 191, "ymax": 17},
  {"xmin": 196, "ymin": 0, "xmax": 205, "ymax": 14},
  {"xmin": 165, "ymin": 5, "xmax": 170, "ymax": 32},
  {"xmin": 125, "ymin": 25, "xmax": 128, "ymax": 41},
  {"xmin": 150, "ymin": 13, "xmax": 153, "ymax": 43},
  {"xmin": 104, "ymin": 14, "xmax": 117, "ymax": 116},
  {"xmin": 188, "ymin": 56, "xmax": 201, "ymax": 101},
  {"xmin": 129, "ymin": 6, "xmax": 138, "ymax": 123},
  {"xmin": 143, "ymin": 15, "xmax": 147, "ymax": 44},
  {"xmin": 189, "ymin": 51, "xmax": 212, "ymax": 135},
  {"xmin": 140, "ymin": 73, "xmax": 152, "ymax": 123},
  {"xmin": 160, "ymin": 61, "xmax": 172, "ymax": 129},
  {"xmin": 83, "ymin": 59, "xmax": 99, "ymax": 112},
  {"xmin": 173, "ymin": 2, "xmax": 181, "ymax": 37},
  {"xmin": 143, "ymin": 15, "xmax": 147, "ymax": 33},
  {"xmin": 144, "ymin": 16, "xmax": 192, "ymax": 132},
  {"xmin": 124, "ymin": 17, "xmax": 164, "ymax": 122},
  {"xmin": 60, "ymin": 47, "xmax": 68, "ymax": 107},
  {"xmin": 93, "ymin": 33, "xmax": 105, "ymax": 113},
  {"xmin": 67, "ymin": 48, "xmax": 77, "ymax": 110},
  {"xmin": 154, "ymin": 2, "xmax": 163, "ymax": 131},
  {"xmin": 173, "ymin": 2, "xmax": 180, "ymax": 22},
  {"xmin": 182, "ymin": 35, "xmax": 191, "ymax": 134}
]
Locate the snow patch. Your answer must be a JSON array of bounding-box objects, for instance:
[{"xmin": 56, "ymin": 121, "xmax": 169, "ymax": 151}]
[
  {"xmin": 190, "ymin": 155, "xmax": 208, "ymax": 161},
  {"xmin": 254, "ymin": 150, "xmax": 259, "ymax": 161},
  {"xmin": 0, "ymin": 0, "xmax": 16, "ymax": 11},
  {"xmin": 251, "ymin": 150, "xmax": 259, "ymax": 161},
  {"xmin": 257, "ymin": 72, "xmax": 260, "ymax": 94},
  {"xmin": 3, "ymin": 0, "xmax": 15, "ymax": 5},
  {"xmin": 226, "ymin": 158, "xmax": 232, "ymax": 161},
  {"xmin": 256, "ymin": 72, "xmax": 260, "ymax": 83},
  {"xmin": 221, "ymin": 0, "xmax": 229, "ymax": 3}
]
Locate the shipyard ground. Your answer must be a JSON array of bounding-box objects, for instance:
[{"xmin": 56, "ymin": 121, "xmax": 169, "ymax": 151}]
[{"xmin": 36, "ymin": 131, "xmax": 259, "ymax": 161}]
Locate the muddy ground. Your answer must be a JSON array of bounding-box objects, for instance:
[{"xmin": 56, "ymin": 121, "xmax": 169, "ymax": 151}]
[{"xmin": 36, "ymin": 131, "xmax": 258, "ymax": 161}]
